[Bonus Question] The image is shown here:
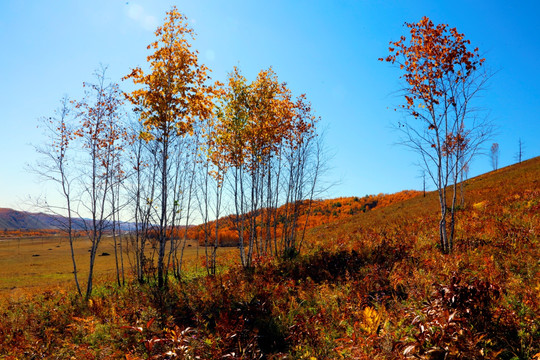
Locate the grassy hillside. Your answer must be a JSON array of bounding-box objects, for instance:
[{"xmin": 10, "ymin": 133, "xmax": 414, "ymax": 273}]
[
  {"xmin": 0, "ymin": 157, "xmax": 538, "ymax": 359},
  {"xmin": 306, "ymin": 156, "xmax": 539, "ymax": 251},
  {"xmin": 186, "ymin": 190, "xmax": 422, "ymax": 246}
]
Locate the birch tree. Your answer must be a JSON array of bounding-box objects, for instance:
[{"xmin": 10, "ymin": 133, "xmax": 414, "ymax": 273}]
[
  {"xmin": 381, "ymin": 17, "xmax": 492, "ymax": 253},
  {"xmin": 123, "ymin": 7, "xmax": 215, "ymax": 287}
]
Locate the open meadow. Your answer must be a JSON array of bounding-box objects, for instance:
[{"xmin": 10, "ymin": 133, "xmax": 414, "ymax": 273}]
[
  {"xmin": 0, "ymin": 235, "xmax": 231, "ymax": 296},
  {"xmin": 0, "ymin": 157, "xmax": 538, "ymax": 359},
  {"xmin": 1, "ymin": 3, "xmax": 539, "ymax": 358}
]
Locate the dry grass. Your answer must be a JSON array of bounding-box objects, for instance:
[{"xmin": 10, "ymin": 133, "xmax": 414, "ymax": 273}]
[
  {"xmin": 0, "ymin": 157, "xmax": 538, "ymax": 359},
  {"xmin": 305, "ymin": 156, "xmax": 540, "ymax": 252},
  {"xmin": 0, "ymin": 235, "xmax": 233, "ymax": 296}
]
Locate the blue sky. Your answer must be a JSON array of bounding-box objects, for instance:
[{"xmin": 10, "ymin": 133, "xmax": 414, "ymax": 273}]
[{"xmin": 1, "ymin": 1, "xmax": 539, "ymax": 212}]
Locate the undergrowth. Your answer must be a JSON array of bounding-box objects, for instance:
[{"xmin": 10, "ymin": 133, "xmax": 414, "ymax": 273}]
[{"xmin": 1, "ymin": 158, "xmax": 539, "ymax": 359}]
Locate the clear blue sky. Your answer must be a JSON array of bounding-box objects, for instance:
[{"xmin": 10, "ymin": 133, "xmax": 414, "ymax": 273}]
[{"xmin": 1, "ymin": 0, "xmax": 539, "ymax": 212}]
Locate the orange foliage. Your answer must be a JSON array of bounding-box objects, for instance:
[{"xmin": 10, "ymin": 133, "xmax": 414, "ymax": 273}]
[
  {"xmin": 123, "ymin": 6, "xmax": 217, "ymax": 142},
  {"xmin": 380, "ymin": 16, "xmax": 484, "ymax": 115},
  {"xmin": 0, "ymin": 228, "xmax": 64, "ymax": 238},
  {"xmin": 190, "ymin": 190, "xmax": 421, "ymax": 246},
  {"xmin": 1, "ymin": 159, "xmax": 538, "ymax": 359}
]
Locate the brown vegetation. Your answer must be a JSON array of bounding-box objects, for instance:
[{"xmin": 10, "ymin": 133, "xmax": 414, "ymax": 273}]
[
  {"xmin": 1, "ymin": 157, "xmax": 538, "ymax": 359},
  {"xmin": 187, "ymin": 190, "xmax": 421, "ymax": 247},
  {"xmin": 5, "ymin": 9, "xmax": 538, "ymax": 359}
]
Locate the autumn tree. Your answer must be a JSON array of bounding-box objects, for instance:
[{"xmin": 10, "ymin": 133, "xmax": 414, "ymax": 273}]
[
  {"xmin": 279, "ymin": 95, "xmax": 319, "ymax": 257},
  {"xmin": 211, "ymin": 67, "xmax": 251, "ymax": 266},
  {"xmin": 212, "ymin": 67, "xmax": 323, "ymax": 265},
  {"xmin": 211, "ymin": 67, "xmax": 293, "ymax": 267},
  {"xmin": 243, "ymin": 68, "xmax": 294, "ymax": 263},
  {"xmin": 123, "ymin": 7, "xmax": 215, "ymax": 288},
  {"xmin": 32, "ymin": 97, "xmax": 82, "ymax": 296},
  {"xmin": 125, "ymin": 120, "xmax": 160, "ymax": 283},
  {"xmin": 33, "ymin": 66, "xmax": 126, "ymax": 299},
  {"xmin": 490, "ymin": 143, "xmax": 499, "ymax": 170},
  {"xmin": 74, "ymin": 66, "xmax": 126, "ymax": 299},
  {"xmin": 197, "ymin": 112, "xmax": 228, "ymax": 275},
  {"xmin": 381, "ymin": 17, "xmax": 492, "ymax": 253}
]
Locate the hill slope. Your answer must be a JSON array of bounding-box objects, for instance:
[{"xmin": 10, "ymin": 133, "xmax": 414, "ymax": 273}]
[
  {"xmin": 1, "ymin": 157, "xmax": 538, "ymax": 359},
  {"xmin": 0, "ymin": 208, "xmax": 65, "ymax": 230},
  {"xmin": 0, "ymin": 208, "xmax": 136, "ymax": 233},
  {"xmin": 305, "ymin": 156, "xmax": 539, "ymax": 250},
  {"xmin": 187, "ymin": 190, "xmax": 422, "ymax": 246}
]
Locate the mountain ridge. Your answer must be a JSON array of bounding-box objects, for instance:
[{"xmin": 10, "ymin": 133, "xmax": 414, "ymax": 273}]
[{"xmin": 0, "ymin": 207, "xmax": 70, "ymax": 230}]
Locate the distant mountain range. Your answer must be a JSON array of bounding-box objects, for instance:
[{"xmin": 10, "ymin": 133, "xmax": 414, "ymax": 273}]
[
  {"xmin": 0, "ymin": 208, "xmax": 134, "ymax": 231},
  {"xmin": 0, "ymin": 208, "xmax": 70, "ymax": 230}
]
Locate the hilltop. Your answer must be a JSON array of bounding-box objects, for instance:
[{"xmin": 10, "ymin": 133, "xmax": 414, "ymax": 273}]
[
  {"xmin": 0, "ymin": 208, "xmax": 71, "ymax": 231},
  {"xmin": 0, "ymin": 208, "xmax": 134, "ymax": 235}
]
